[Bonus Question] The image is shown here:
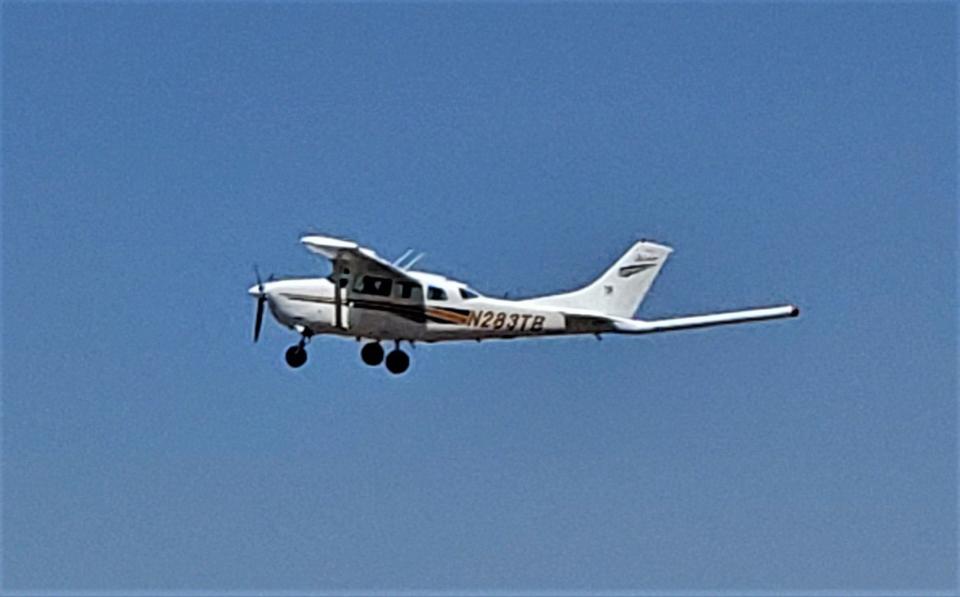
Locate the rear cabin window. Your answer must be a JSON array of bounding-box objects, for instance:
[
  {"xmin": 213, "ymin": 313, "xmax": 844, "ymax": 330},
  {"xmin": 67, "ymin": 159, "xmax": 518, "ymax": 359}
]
[
  {"xmin": 398, "ymin": 281, "xmax": 422, "ymax": 300},
  {"xmin": 427, "ymin": 286, "xmax": 447, "ymax": 301},
  {"xmin": 459, "ymin": 288, "xmax": 479, "ymax": 300},
  {"xmin": 354, "ymin": 275, "xmax": 393, "ymax": 297}
]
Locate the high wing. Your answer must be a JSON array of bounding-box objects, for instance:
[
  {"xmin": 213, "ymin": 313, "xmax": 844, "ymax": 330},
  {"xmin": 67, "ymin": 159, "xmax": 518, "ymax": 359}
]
[
  {"xmin": 300, "ymin": 235, "xmax": 424, "ymax": 331},
  {"xmin": 563, "ymin": 304, "xmax": 799, "ymax": 335},
  {"xmin": 300, "ymin": 235, "xmax": 420, "ymax": 284}
]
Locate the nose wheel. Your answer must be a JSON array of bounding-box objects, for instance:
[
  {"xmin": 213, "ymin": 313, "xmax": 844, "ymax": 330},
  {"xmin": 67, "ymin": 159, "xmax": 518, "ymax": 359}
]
[
  {"xmin": 284, "ymin": 336, "xmax": 309, "ymax": 369},
  {"xmin": 285, "ymin": 345, "xmax": 307, "ymax": 368}
]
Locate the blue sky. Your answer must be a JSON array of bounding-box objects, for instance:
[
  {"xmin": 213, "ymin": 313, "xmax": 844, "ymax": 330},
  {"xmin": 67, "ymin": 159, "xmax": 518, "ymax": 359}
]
[{"xmin": 2, "ymin": 2, "xmax": 956, "ymax": 593}]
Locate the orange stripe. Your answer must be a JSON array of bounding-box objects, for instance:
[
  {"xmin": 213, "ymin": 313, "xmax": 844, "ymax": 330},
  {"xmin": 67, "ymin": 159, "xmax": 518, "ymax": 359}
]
[
  {"xmin": 427, "ymin": 308, "xmax": 469, "ymax": 324},
  {"xmin": 427, "ymin": 311, "xmax": 466, "ymax": 324}
]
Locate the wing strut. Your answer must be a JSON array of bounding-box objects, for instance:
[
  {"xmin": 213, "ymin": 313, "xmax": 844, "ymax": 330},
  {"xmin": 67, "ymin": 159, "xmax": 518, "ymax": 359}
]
[
  {"xmin": 333, "ymin": 264, "xmax": 347, "ymax": 329},
  {"xmin": 334, "ymin": 277, "xmax": 342, "ymax": 329}
]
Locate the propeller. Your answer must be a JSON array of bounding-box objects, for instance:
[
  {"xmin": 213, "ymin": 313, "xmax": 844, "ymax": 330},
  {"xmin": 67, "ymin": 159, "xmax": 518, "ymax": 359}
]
[{"xmin": 253, "ymin": 266, "xmax": 267, "ymax": 343}]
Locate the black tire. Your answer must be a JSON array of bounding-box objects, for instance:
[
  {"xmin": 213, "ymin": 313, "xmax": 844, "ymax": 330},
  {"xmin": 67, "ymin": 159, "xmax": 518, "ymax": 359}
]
[
  {"xmin": 361, "ymin": 342, "xmax": 385, "ymax": 366},
  {"xmin": 384, "ymin": 349, "xmax": 410, "ymax": 375},
  {"xmin": 285, "ymin": 345, "xmax": 307, "ymax": 368}
]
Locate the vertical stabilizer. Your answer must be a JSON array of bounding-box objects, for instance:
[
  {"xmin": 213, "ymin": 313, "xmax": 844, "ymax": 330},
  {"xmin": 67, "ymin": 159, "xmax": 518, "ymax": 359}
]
[{"xmin": 523, "ymin": 241, "xmax": 672, "ymax": 318}]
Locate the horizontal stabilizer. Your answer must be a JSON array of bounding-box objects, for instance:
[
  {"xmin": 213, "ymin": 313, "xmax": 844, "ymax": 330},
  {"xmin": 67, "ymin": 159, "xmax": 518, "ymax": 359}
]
[{"xmin": 612, "ymin": 304, "xmax": 799, "ymax": 334}]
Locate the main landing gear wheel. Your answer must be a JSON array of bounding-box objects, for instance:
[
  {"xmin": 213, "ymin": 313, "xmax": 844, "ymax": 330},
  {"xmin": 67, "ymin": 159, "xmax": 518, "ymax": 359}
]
[
  {"xmin": 285, "ymin": 345, "xmax": 307, "ymax": 368},
  {"xmin": 361, "ymin": 342, "xmax": 384, "ymax": 366},
  {"xmin": 385, "ymin": 349, "xmax": 410, "ymax": 375}
]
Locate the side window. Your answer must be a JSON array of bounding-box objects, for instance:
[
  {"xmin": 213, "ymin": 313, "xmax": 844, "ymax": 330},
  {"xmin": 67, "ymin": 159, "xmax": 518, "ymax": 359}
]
[
  {"xmin": 397, "ymin": 281, "xmax": 422, "ymax": 301},
  {"xmin": 427, "ymin": 286, "xmax": 447, "ymax": 301},
  {"xmin": 459, "ymin": 287, "xmax": 478, "ymax": 300},
  {"xmin": 354, "ymin": 275, "xmax": 393, "ymax": 297}
]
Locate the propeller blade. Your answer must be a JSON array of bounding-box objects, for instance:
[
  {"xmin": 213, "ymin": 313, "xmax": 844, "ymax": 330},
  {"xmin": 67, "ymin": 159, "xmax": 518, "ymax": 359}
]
[
  {"xmin": 252, "ymin": 265, "xmax": 267, "ymax": 343},
  {"xmin": 254, "ymin": 295, "xmax": 266, "ymax": 343}
]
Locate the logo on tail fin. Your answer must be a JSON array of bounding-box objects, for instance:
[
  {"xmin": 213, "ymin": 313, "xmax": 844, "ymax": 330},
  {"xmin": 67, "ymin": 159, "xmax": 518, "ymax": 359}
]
[
  {"xmin": 619, "ymin": 249, "xmax": 661, "ymax": 278},
  {"xmin": 635, "ymin": 251, "xmax": 659, "ymax": 260},
  {"xmin": 618, "ymin": 263, "xmax": 655, "ymax": 278}
]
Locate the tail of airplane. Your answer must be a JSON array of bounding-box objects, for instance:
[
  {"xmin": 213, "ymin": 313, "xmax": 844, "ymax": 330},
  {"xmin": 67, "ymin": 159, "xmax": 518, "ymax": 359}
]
[{"xmin": 525, "ymin": 240, "xmax": 672, "ymax": 318}]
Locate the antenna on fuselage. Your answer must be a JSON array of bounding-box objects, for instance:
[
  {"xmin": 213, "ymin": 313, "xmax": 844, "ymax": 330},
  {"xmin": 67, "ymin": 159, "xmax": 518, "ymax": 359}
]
[
  {"xmin": 393, "ymin": 249, "xmax": 413, "ymax": 267},
  {"xmin": 403, "ymin": 252, "xmax": 426, "ymax": 270}
]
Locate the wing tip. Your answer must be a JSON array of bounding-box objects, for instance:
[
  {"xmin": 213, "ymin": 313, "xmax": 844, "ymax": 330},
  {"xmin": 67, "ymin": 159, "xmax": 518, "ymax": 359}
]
[{"xmin": 300, "ymin": 234, "xmax": 358, "ymax": 248}]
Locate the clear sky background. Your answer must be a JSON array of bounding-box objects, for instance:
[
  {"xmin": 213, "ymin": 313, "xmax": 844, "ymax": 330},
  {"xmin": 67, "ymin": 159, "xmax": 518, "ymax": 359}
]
[{"xmin": 2, "ymin": 3, "xmax": 956, "ymax": 594}]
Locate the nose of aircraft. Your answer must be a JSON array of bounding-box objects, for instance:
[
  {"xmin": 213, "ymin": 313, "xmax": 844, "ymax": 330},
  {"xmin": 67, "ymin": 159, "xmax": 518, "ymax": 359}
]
[{"xmin": 249, "ymin": 280, "xmax": 281, "ymax": 298}]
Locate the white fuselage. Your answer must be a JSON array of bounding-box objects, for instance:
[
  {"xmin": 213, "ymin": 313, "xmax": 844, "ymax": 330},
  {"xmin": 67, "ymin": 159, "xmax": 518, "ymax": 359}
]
[
  {"xmin": 254, "ymin": 273, "xmax": 573, "ymax": 343},
  {"xmin": 248, "ymin": 235, "xmax": 799, "ymax": 375}
]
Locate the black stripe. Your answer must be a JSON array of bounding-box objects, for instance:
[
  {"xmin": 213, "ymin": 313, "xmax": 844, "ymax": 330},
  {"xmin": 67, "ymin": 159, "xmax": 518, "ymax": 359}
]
[
  {"xmin": 351, "ymin": 299, "xmax": 428, "ymax": 323},
  {"xmin": 282, "ymin": 293, "xmax": 335, "ymax": 304},
  {"xmin": 281, "ymin": 293, "xmax": 468, "ymax": 325}
]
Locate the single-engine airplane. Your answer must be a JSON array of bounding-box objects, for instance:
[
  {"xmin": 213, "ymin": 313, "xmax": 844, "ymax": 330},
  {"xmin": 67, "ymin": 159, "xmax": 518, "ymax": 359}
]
[{"xmin": 249, "ymin": 235, "xmax": 799, "ymax": 374}]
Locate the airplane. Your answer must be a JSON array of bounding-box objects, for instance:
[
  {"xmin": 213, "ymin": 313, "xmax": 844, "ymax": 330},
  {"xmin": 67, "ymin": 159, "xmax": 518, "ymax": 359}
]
[{"xmin": 248, "ymin": 235, "xmax": 799, "ymax": 375}]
